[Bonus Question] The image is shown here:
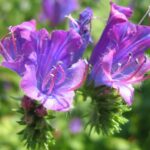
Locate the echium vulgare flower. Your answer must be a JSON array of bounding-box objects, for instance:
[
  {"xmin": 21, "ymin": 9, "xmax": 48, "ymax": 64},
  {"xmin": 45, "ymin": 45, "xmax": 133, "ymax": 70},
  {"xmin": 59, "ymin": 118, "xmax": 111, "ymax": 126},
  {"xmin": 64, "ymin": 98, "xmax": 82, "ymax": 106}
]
[
  {"xmin": 69, "ymin": 7, "xmax": 93, "ymax": 61},
  {"xmin": 0, "ymin": 20, "xmax": 36, "ymax": 75},
  {"xmin": 20, "ymin": 28, "xmax": 88, "ymax": 111},
  {"xmin": 41, "ymin": 0, "xmax": 79, "ymax": 25},
  {"xmin": 89, "ymin": 2, "xmax": 150, "ymax": 105}
]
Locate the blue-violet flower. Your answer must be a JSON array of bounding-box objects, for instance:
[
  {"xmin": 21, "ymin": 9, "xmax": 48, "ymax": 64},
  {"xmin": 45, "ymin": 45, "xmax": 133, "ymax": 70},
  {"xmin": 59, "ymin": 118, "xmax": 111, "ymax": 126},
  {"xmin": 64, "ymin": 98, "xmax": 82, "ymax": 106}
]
[
  {"xmin": 0, "ymin": 20, "xmax": 36, "ymax": 75},
  {"xmin": 89, "ymin": 2, "xmax": 150, "ymax": 105},
  {"xmin": 20, "ymin": 29, "xmax": 88, "ymax": 111}
]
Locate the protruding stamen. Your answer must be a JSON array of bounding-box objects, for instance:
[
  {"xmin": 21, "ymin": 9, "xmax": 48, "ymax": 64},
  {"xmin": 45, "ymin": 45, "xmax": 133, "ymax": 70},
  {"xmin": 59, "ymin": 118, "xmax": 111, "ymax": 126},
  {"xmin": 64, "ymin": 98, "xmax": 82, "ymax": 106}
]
[
  {"xmin": 41, "ymin": 68, "xmax": 56, "ymax": 93},
  {"xmin": 65, "ymin": 14, "xmax": 79, "ymax": 27},
  {"xmin": 41, "ymin": 73, "xmax": 51, "ymax": 91},
  {"xmin": 135, "ymin": 58, "xmax": 139, "ymax": 64},
  {"xmin": 123, "ymin": 57, "xmax": 147, "ymax": 82},
  {"xmin": 118, "ymin": 63, "xmax": 122, "ymax": 67},
  {"xmin": 11, "ymin": 31, "xmax": 17, "ymax": 54},
  {"xmin": 138, "ymin": 6, "xmax": 150, "ymax": 24},
  {"xmin": 0, "ymin": 42, "xmax": 12, "ymax": 60},
  {"xmin": 56, "ymin": 64, "xmax": 66, "ymax": 85},
  {"xmin": 57, "ymin": 61, "xmax": 63, "ymax": 65},
  {"xmin": 47, "ymin": 74, "xmax": 55, "ymax": 95},
  {"xmin": 112, "ymin": 53, "xmax": 132, "ymax": 77}
]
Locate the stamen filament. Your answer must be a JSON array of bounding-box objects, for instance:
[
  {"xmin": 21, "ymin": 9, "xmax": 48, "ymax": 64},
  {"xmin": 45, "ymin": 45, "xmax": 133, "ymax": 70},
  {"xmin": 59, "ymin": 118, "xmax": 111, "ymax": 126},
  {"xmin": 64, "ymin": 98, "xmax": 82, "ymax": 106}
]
[
  {"xmin": 47, "ymin": 74, "xmax": 55, "ymax": 95},
  {"xmin": 122, "ymin": 58, "xmax": 146, "ymax": 82},
  {"xmin": 112, "ymin": 53, "xmax": 132, "ymax": 77},
  {"xmin": 56, "ymin": 64, "xmax": 66, "ymax": 85},
  {"xmin": 11, "ymin": 32, "xmax": 17, "ymax": 54},
  {"xmin": 0, "ymin": 42, "xmax": 12, "ymax": 60},
  {"xmin": 138, "ymin": 6, "xmax": 150, "ymax": 24}
]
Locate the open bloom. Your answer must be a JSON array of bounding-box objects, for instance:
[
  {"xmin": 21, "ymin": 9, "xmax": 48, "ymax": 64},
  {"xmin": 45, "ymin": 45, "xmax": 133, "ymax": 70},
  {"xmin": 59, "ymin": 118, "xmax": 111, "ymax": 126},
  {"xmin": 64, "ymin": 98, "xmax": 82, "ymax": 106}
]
[
  {"xmin": 89, "ymin": 2, "xmax": 150, "ymax": 105},
  {"xmin": 21, "ymin": 29, "xmax": 88, "ymax": 111},
  {"xmin": 0, "ymin": 20, "xmax": 36, "ymax": 75},
  {"xmin": 41, "ymin": 0, "xmax": 79, "ymax": 25}
]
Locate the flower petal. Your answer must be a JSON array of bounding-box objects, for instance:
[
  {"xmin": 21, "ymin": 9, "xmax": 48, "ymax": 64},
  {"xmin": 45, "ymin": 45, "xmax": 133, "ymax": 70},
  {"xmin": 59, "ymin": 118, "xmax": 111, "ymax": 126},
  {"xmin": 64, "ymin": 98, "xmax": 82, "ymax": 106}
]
[
  {"xmin": 113, "ymin": 83, "xmax": 134, "ymax": 105},
  {"xmin": 109, "ymin": 22, "xmax": 150, "ymax": 63},
  {"xmin": 69, "ymin": 8, "xmax": 93, "ymax": 62},
  {"xmin": 20, "ymin": 64, "xmax": 40, "ymax": 100},
  {"xmin": 91, "ymin": 50, "xmax": 115, "ymax": 86},
  {"xmin": 0, "ymin": 20, "xmax": 36, "ymax": 75},
  {"xmin": 9, "ymin": 20, "xmax": 36, "ymax": 40},
  {"xmin": 90, "ymin": 2, "xmax": 132, "ymax": 65},
  {"xmin": 58, "ymin": 59, "xmax": 88, "ymax": 91},
  {"xmin": 20, "ymin": 64, "xmax": 75, "ymax": 111},
  {"xmin": 43, "ymin": 91, "xmax": 74, "ymax": 111},
  {"xmin": 110, "ymin": 2, "xmax": 132, "ymax": 23}
]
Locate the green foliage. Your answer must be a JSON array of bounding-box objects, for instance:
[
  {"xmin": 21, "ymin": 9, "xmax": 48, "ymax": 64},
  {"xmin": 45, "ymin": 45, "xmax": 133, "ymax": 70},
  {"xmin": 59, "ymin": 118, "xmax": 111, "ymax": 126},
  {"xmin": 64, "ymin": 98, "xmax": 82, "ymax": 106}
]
[
  {"xmin": 83, "ymin": 85, "xmax": 131, "ymax": 135},
  {"xmin": 17, "ymin": 104, "xmax": 55, "ymax": 150}
]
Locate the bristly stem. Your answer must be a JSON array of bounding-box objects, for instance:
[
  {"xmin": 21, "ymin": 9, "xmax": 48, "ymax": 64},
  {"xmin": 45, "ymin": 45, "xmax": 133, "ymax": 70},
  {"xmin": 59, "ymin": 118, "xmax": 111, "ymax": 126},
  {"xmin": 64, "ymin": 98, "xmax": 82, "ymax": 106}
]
[
  {"xmin": 83, "ymin": 84, "xmax": 131, "ymax": 135},
  {"xmin": 17, "ymin": 96, "xmax": 56, "ymax": 150}
]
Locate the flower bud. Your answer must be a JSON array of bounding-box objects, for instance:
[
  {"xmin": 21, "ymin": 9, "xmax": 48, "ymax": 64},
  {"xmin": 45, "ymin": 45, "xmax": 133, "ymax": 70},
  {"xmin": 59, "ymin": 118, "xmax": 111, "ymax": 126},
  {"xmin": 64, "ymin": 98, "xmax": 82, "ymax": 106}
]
[
  {"xmin": 35, "ymin": 105, "xmax": 47, "ymax": 117},
  {"xmin": 21, "ymin": 96, "xmax": 35, "ymax": 111},
  {"xmin": 24, "ymin": 115, "xmax": 34, "ymax": 125}
]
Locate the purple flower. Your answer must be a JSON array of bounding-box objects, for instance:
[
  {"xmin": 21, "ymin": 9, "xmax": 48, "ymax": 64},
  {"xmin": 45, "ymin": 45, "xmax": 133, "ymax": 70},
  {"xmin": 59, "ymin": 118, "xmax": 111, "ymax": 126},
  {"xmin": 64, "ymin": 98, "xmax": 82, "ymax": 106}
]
[
  {"xmin": 20, "ymin": 29, "xmax": 88, "ymax": 111},
  {"xmin": 0, "ymin": 20, "xmax": 36, "ymax": 75},
  {"xmin": 90, "ymin": 2, "xmax": 133, "ymax": 65},
  {"xmin": 69, "ymin": 118, "xmax": 82, "ymax": 133},
  {"xmin": 41, "ymin": 0, "xmax": 79, "ymax": 25},
  {"xmin": 89, "ymin": 3, "xmax": 150, "ymax": 105},
  {"xmin": 69, "ymin": 8, "xmax": 93, "ymax": 61}
]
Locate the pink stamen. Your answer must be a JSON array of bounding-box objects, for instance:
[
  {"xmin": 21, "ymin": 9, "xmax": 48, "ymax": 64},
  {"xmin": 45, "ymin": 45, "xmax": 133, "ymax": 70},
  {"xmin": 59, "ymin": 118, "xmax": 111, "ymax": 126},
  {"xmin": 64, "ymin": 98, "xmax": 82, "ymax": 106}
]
[
  {"xmin": 0, "ymin": 42, "xmax": 12, "ymax": 60},
  {"xmin": 122, "ymin": 57, "xmax": 146, "ymax": 82},
  {"xmin": 41, "ymin": 73, "xmax": 51, "ymax": 91},
  {"xmin": 11, "ymin": 31, "xmax": 17, "ymax": 54},
  {"xmin": 112, "ymin": 53, "xmax": 132, "ymax": 77},
  {"xmin": 41, "ymin": 67, "xmax": 57, "ymax": 93},
  {"xmin": 47, "ymin": 74, "xmax": 55, "ymax": 95},
  {"xmin": 127, "ymin": 74, "xmax": 150, "ymax": 84},
  {"xmin": 66, "ymin": 14, "xmax": 79, "ymax": 28},
  {"xmin": 56, "ymin": 64, "xmax": 66, "ymax": 85}
]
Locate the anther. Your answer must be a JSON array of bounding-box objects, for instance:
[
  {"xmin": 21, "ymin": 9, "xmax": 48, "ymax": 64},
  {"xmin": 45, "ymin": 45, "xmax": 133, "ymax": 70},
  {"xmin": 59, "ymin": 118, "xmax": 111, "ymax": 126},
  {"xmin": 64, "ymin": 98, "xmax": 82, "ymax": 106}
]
[
  {"xmin": 135, "ymin": 58, "xmax": 139, "ymax": 64},
  {"xmin": 118, "ymin": 63, "xmax": 122, "ymax": 67},
  {"xmin": 129, "ymin": 52, "xmax": 132, "ymax": 57},
  {"xmin": 56, "ymin": 64, "xmax": 66, "ymax": 85},
  {"xmin": 57, "ymin": 61, "xmax": 63, "ymax": 65},
  {"xmin": 144, "ymin": 56, "xmax": 147, "ymax": 63},
  {"xmin": 50, "ymin": 74, "xmax": 54, "ymax": 77}
]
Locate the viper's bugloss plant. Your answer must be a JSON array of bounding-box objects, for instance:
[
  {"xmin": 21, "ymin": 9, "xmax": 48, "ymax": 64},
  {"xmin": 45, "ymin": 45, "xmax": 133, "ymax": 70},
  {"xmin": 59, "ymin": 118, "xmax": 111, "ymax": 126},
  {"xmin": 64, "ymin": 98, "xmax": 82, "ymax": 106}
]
[{"xmin": 0, "ymin": 0, "xmax": 150, "ymax": 149}]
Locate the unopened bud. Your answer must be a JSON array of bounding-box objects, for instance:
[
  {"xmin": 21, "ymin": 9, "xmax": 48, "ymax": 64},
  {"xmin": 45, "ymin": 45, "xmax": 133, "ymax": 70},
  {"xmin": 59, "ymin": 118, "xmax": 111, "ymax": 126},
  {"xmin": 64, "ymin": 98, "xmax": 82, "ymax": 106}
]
[
  {"xmin": 21, "ymin": 96, "xmax": 35, "ymax": 111},
  {"xmin": 24, "ymin": 115, "xmax": 34, "ymax": 125},
  {"xmin": 35, "ymin": 105, "xmax": 47, "ymax": 117}
]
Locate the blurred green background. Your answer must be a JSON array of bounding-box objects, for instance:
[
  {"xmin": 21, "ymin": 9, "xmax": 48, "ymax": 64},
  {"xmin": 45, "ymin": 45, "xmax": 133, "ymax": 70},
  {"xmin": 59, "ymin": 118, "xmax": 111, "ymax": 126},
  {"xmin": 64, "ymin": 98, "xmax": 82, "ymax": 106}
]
[{"xmin": 0, "ymin": 0, "xmax": 150, "ymax": 150}]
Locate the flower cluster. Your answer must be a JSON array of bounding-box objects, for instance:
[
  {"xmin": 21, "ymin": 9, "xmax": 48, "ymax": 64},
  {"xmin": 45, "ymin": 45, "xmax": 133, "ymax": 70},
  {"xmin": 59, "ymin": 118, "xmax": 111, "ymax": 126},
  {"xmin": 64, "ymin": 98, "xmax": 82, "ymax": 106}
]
[{"xmin": 1, "ymin": 2, "xmax": 150, "ymax": 112}]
